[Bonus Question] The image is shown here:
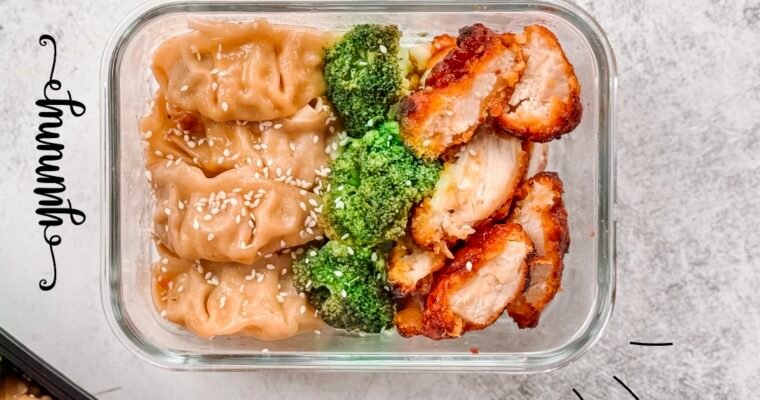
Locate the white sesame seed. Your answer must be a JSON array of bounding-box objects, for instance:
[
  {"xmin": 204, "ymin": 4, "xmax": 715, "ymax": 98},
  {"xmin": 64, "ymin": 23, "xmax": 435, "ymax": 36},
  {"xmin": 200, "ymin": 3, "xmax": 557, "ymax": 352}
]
[
  {"xmin": 300, "ymin": 305, "xmax": 306, "ymax": 314},
  {"xmin": 274, "ymin": 123, "xmax": 283, "ymax": 129},
  {"xmin": 261, "ymin": 348, "xmax": 269, "ymax": 353},
  {"xmin": 347, "ymin": 247, "xmax": 354, "ymax": 256},
  {"xmin": 422, "ymin": 139, "xmax": 432, "ymax": 147},
  {"xmin": 465, "ymin": 261, "xmax": 473, "ymax": 271},
  {"xmin": 314, "ymin": 329, "xmax": 321, "ymax": 335},
  {"xmin": 161, "ymin": 257, "xmax": 169, "ymax": 265},
  {"xmin": 280, "ymin": 240, "xmax": 286, "ymax": 248},
  {"xmin": 178, "ymin": 201, "xmax": 185, "ymax": 210},
  {"xmin": 164, "ymin": 208, "xmax": 172, "ymax": 216},
  {"xmin": 180, "ymin": 85, "xmax": 189, "ymax": 92},
  {"xmin": 334, "ymin": 270, "xmax": 343, "ymax": 277},
  {"xmin": 371, "ymin": 252, "xmax": 378, "ymax": 262},
  {"xmin": 221, "ymin": 102, "xmax": 229, "ymax": 112},
  {"xmin": 379, "ymin": 44, "xmax": 388, "ymax": 54},
  {"xmin": 341, "ymin": 289, "xmax": 347, "ymax": 298},
  {"xmin": 266, "ymin": 264, "xmax": 275, "ymax": 270},
  {"xmin": 207, "ymin": 233, "xmax": 215, "ymax": 241},
  {"xmin": 160, "ymin": 310, "xmax": 167, "ymax": 318}
]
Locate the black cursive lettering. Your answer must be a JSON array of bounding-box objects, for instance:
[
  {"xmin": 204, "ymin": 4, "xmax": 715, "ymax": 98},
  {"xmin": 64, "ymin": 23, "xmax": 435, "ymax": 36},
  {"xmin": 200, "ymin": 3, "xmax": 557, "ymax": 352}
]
[{"xmin": 34, "ymin": 34, "xmax": 87, "ymax": 291}]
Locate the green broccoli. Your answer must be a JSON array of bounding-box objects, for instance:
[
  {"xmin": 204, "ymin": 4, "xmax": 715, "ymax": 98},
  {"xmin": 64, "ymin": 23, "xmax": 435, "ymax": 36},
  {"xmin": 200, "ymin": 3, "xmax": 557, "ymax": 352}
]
[
  {"xmin": 320, "ymin": 121, "xmax": 440, "ymax": 247},
  {"xmin": 324, "ymin": 24, "xmax": 403, "ymax": 137},
  {"xmin": 293, "ymin": 241, "xmax": 395, "ymax": 333}
]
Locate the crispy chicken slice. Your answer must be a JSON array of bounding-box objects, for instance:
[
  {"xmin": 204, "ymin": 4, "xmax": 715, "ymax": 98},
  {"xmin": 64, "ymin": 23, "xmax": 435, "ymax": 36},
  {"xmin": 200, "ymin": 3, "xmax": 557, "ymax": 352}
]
[
  {"xmin": 400, "ymin": 24, "xmax": 524, "ymax": 159},
  {"xmin": 525, "ymin": 142, "xmax": 549, "ymax": 179},
  {"xmin": 408, "ymin": 34, "xmax": 457, "ymax": 87},
  {"xmin": 411, "ymin": 122, "xmax": 529, "ymax": 257},
  {"xmin": 422, "ymin": 223, "xmax": 533, "ymax": 339},
  {"xmin": 493, "ymin": 25, "xmax": 582, "ymax": 142},
  {"xmin": 394, "ymin": 294, "xmax": 427, "ymax": 338},
  {"xmin": 388, "ymin": 235, "xmax": 447, "ymax": 297},
  {"xmin": 506, "ymin": 172, "xmax": 570, "ymax": 328}
]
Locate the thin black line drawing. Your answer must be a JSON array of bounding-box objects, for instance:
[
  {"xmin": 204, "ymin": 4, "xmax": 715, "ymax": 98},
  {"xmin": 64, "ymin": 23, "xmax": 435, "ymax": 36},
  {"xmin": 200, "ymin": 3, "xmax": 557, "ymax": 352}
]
[
  {"xmin": 613, "ymin": 376, "xmax": 639, "ymax": 399},
  {"xmin": 629, "ymin": 341, "xmax": 673, "ymax": 346}
]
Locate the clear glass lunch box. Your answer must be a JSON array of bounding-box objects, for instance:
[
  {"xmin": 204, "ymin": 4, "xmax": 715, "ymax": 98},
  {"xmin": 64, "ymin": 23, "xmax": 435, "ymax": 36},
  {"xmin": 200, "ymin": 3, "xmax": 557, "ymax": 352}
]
[{"xmin": 101, "ymin": 0, "xmax": 616, "ymax": 371}]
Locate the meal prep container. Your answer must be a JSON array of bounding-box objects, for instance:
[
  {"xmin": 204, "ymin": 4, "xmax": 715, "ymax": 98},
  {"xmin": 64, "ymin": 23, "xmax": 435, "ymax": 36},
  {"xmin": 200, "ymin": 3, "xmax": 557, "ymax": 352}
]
[
  {"xmin": 0, "ymin": 328, "xmax": 95, "ymax": 399},
  {"xmin": 101, "ymin": 0, "xmax": 616, "ymax": 372}
]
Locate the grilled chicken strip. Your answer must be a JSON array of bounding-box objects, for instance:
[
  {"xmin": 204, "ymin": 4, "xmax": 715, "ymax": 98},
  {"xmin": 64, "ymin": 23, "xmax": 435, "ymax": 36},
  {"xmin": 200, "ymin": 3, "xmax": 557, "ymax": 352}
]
[
  {"xmin": 388, "ymin": 235, "xmax": 447, "ymax": 297},
  {"xmin": 411, "ymin": 122, "xmax": 529, "ymax": 257},
  {"xmin": 506, "ymin": 172, "xmax": 570, "ymax": 328},
  {"xmin": 493, "ymin": 25, "xmax": 582, "ymax": 142},
  {"xmin": 394, "ymin": 294, "xmax": 427, "ymax": 338},
  {"xmin": 422, "ymin": 223, "xmax": 533, "ymax": 339},
  {"xmin": 400, "ymin": 24, "xmax": 524, "ymax": 159}
]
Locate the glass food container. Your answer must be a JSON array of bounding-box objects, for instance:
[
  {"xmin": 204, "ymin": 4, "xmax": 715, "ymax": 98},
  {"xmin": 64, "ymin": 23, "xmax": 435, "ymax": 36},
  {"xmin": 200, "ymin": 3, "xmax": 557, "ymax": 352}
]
[{"xmin": 101, "ymin": 0, "xmax": 616, "ymax": 371}]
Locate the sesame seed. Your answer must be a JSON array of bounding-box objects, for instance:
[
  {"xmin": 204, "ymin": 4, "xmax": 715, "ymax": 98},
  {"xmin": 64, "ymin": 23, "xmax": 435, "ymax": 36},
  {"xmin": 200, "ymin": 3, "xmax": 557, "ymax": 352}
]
[
  {"xmin": 422, "ymin": 139, "xmax": 432, "ymax": 147},
  {"xmin": 160, "ymin": 310, "xmax": 167, "ymax": 318},
  {"xmin": 379, "ymin": 44, "xmax": 388, "ymax": 54},
  {"xmin": 280, "ymin": 240, "xmax": 286, "ymax": 248},
  {"xmin": 221, "ymin": 102, "xmax": 229, "ymax": 112},
  {"xmin": 180, "ymin": 85, "xmax": 189, "ymax": 92},
  {"xmin": 300, "ymin": 305, "xmax": 306, "ymax": 314},
  {"xmin": 178, "ymin": 201, "xmax": 185, "ymax": 210},
  {"xmin": 465, "ymin": 261, "xmax": 473, "ymax": 271},
  {"xmin": 299, "ymin": 202, "xmax": 307, "ymax": 211},
  {"xmin": 261, "ymin": 348, "xmax": 269, "ymax": 353},
  {"xmin": 274, "ymin": 123, "xmax": 283, "ymax": 129},
  {"xmin": 207, "ymin": 233, "xmax": 215, "ymax": 241},
  {"xmin": 266, "ymin": 264, "xmax": 275, "ymax": 270},
  {"xmin": 334, "ymin": 270, "xmax": 343, "ymax": 277},
  {"xmin": 371, "ymin": 252, "xmax": 378, "ymax": 262},
  {"xmin": 161, "ymin": 257, "xmax": 169, "ymax": 265},
  {"xmin": 347, "ymin": 247, "xmax": 354, "ymax": 256},
  {"xmin": 164, "ymin": 208, "xmax": 172, "ymax": 216},
  {"xmin": 314, "ymin": 329, "xmax": 321, "ymax": 335},
  {"xmin": 203, "ymin": 214, "xmax": 212, "ymax": 221},
  {"xmin": 341, "ymin": 289, "xmax": 347, "ymax": 298}
]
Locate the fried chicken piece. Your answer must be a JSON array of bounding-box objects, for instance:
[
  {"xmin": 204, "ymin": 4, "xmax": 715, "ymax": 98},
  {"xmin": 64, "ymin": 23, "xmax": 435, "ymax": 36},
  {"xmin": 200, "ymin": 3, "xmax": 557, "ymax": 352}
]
[
  {"xmin": 525, "ymin": 142, "xmax": 549, "ymax": 179},
  {"xmin": 422, "ymin": 223, "xmax": 533, "ymax": 339},
  {"xmin": 506, "ymin": 172, "xmax": 570, "ymax": 328},
  {"xmin": 388, "ymin": 235, "xmax": 447, "ymax": 297},
  {"xmin": 411, "ymin": 122, "xmax": 529, "ymax": 257},
  {"xmin": 400, "ymin": 24, "xmax": 524, "ymax": 159},
  {"xmin": 493, "ymin": 25, "xmax": 582, "ymax": 142},
  {"xmin": 394, "ymin": 294, "xmax": 427, "ymax": 338}
]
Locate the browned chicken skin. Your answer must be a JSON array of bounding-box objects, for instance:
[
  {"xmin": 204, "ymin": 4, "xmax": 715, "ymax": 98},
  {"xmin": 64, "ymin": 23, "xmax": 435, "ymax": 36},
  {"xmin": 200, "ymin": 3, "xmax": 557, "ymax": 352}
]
[
  {"xmin": 422, "ymin": 223, "xmax": 533, "ymax": 339},
  {"xmin": 394, "ymin": 294, "xmax": 427, "ymax": 338},
  {"xmin": 493, "ymin": 25, "xmax": 582, "ymax": 142},
  {"xmin": 411, "ymin": 121, "xmax": 529, "ymax": 257},
  {"xmin": 506, "ymin": 172, "xmax": 570, "ymax": 328},
  {"xmin": 387, "ymin": 235, "xmax": 447, "ymax": 297},
  {"xmin": 400, "ymin": 24, "xmax": 525, "ymax": 160}
]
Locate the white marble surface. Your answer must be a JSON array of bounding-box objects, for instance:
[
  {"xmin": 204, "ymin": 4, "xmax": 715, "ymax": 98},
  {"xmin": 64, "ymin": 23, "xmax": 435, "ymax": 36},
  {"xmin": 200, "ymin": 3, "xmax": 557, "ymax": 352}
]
[{"xmin": 1, "ymin": 0, "xmax": 759, "ymax": 398}]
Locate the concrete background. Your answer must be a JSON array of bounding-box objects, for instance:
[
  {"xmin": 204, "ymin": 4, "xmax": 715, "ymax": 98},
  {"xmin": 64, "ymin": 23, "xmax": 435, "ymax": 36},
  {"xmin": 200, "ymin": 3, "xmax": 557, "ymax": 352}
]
[{"xmin": 1, "ymin": 0, "xmax": 759, "ymax": 398}]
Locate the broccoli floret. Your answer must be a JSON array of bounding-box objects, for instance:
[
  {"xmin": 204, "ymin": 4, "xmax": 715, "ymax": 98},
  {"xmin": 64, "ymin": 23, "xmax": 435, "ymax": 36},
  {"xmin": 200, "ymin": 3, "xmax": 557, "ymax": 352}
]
[
  {"xmin": 324, "ymin": 24, "xmax": 402, "ymax": 137},
  {"xmin": 320, "ymin": 121, "xmax": 440, "ymax": 247},
  {"xmin": 293, "ymin": 241, "xmax": 394, "ymax": 333}
]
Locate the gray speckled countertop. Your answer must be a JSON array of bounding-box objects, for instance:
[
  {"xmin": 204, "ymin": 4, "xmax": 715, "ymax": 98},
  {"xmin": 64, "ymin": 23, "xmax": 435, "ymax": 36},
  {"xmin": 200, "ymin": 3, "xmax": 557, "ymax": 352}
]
[{"xmin": 1, "ymin": 0, "xmax": 759, "ymax": 398}]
